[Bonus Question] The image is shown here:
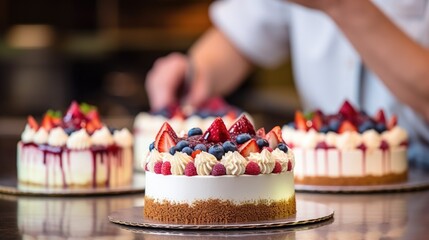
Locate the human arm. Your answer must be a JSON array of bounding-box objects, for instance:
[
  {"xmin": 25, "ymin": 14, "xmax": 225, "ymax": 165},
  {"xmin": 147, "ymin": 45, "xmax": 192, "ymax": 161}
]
[{"xmin": 289, "ymin": 0, "xmax": 429, "ymax": 121}]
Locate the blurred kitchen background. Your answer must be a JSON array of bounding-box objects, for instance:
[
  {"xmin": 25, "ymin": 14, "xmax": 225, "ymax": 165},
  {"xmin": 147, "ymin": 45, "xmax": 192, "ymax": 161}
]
[{"xmin": 0, "ymin": 0, "xmax": 300, "ymax": 138}]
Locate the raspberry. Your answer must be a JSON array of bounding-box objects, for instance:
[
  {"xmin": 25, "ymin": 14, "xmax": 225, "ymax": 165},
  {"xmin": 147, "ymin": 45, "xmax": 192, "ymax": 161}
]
[
  {"xmin": 245, "ymin": 161, "xmax": 260, "ymax": 175},
  {"xmin": 287, "ymin": 161, "xmax": 293, "ymax": 171},
  {"xmin": 211, "ymin": 163, "xmax": 226, "ymax": 176},
  {"xmin": 272, "ymin": 161, "xmax": 282, "ymax": 173},
  {"xmin": 144, "ymin": 162, "xmax": 149, "ymax": 171},
  {"xmin": 161, "ymin": 161, "xmax": 172, "ymax": 175},
  {"xmin": 154, "ymin": 161, "xmax": 163, "ymax": 174},
  {"xmin": 184, "ymin": 162, "xmax": 197, "ymax": 176}
]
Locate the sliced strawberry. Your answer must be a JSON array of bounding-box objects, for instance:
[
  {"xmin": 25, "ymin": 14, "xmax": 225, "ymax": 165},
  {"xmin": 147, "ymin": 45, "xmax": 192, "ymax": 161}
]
[
  {"xmin": 339, "ymin": 100, "xmax": 357, "ymax": 120},
  {"xmin": 387, "ymin": 115, "xmax": 398, "ymax": 130},
  {"xmin": 375, "ymin": 109, "xmax": 386, "ymax": 124},
  {"xmin": 27, "ymin": 115, "xmax": 39, "ymax": 130},
  {"xmin": 202, "ymin": 117, "xmax": 230, "ymax": 143},
  {"xmin": 155, "ymin": 122, "xmax": 179, "ymax": 146},
  {"xmin": 256, "ymin": 127, "xmax": 266, "ymax": 138},
  {"xmin": 87, "ymin": 109, "xmax": 102, "ymax": 129},
  {"xmin": 228, "ymin": 114, "xmax": 255, "ymax": 135},
  {"xmin": 265, "ymin": 127, "xmax": 284, "ymax": 149},
  {"xmin": 238, "ymin": 139, "xmax": 260, "ymax": 157},
  {"xmin": 86, "ymin": 121, "xmax": 97, "ymax": 134},
  {"xmin": 155, "ymin": 130, "xmax": 178, "ymax": 152},
  {"xmin": 63, "ymin": 101, "xmax": 86, "ymax": 128},
  {"xmin": 295, "ymin": 111, "xmax": 308, "ymax": 131},
  {"xmin": 41, "ymin": 114, "xmax": 53, "ymax": 131},
  {"xmin": 338, "ymin": 120, "xmax": 357, "ymax": 133},
  {"xmin": 191, "ymin": 149, "xmax": 202, "ymax": 159},
  {"xmin": 226, "ymin": 110, "xmax": 238, "ymax": 121},
  {"xmin": 311, "ymin": 113, "xmax": 323, "ymax": 131}
]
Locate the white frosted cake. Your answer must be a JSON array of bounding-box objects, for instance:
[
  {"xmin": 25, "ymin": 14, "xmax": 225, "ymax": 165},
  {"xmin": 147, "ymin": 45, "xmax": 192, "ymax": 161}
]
[
  {"xmin": 282, "ymin": 101, "xmax": 408, "ymax": 186},
  {"xmin": 17, "ymin": 102, "xmax": 133, "ymax": 188},
  {"xmin": 143, "ymin": 115, "xmax": 296, "ymax": 224}
]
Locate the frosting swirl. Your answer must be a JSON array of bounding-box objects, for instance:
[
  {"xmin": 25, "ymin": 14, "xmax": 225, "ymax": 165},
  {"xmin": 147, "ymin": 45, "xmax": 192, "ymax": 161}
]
[
  {"xmin": 221, "ymin": 151, "xmax": 247, "ymax": 175},
  {"xmin": 48, "ymin": 127, "xmax": 68, "ymax": 147},
  {"xmin": 383, "ymin": 126, "xmax": 408, "ymax": 147},
  {"xmin": 170, "ymin": 152, "xmax": 192, "ymax": 175},
  {"xmin": 336, "ymin": 131, "xmax": 362, "ymax": 150},
  {"xmin": 271, "ymin": 148, "xmax": 289, "ymax": 172},
  {"xmin": 113, "ymin": 128, "xmax": 133, "ymax": 147},
  {"xmin": 325, "ymin": 132, "xmax": 338, "ymax": 147},
  {"xmin": 247, "ymin": 149, "xmax": 275, "ymax": 174},
  {"xmin": 21, "ymin": 124, "xmax": 36, "ymax": 143},
  {"xmin": 362, "ymin": 130, "xmax": 382, "ymax": 149},
  {"xmin": 146, "ymin": 149, "xmax": 163, "ymax": 172},
  {"xmin": 67, "ymin": 129, "xmax": 91, "ymax": 150},
  {"xmin": 194, "ymin": 151, "xmax": 218, "ymax": 175},
  {"xmin": 91, "ymin": 126, "xmax": 114, "ymax": 146},
  {"xmin": 33, "ymin": 128, "xmax": 49, "ymax": 145}
]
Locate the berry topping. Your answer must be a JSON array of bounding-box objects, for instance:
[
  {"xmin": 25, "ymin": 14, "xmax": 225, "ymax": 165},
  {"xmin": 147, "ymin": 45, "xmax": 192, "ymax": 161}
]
[
  {"xmin": 41, "ymin": 114, "xmax": 53, "ymax": 131},
  {"xmin": 228, "ymin": 114, "xmax": 256, "ymax": 135},
  {"xmin": 155, "ymin": 122, "xmax": 179, "ymax": 146},
  {"xmin": 222, "ymin": 141, "xmax": 237, "ymax": 153},
  {"xmin": 27, "ymin": 115, "xmax": 39, "ymax": 130},
  {"xmin": 236, "ymin": 133, "xmax": 251, "ymax": 144},
  {"xmin": 145, "ymin": 162, "xmax": 149, "ymax": 171},
  {"xmin": 64, "ymin": 127, "xmax": 75, "ymax": 135},
  {"xmin": 256, "ymin": 138, "xmax": 269, "ymax": 149},
  {"xmin": 208, "ymin": 144, "xmax": 225, "ymax": 160},
  {"xmin": 161, "ymin": 161, "xmax": 172, "ymax": 175},
  {"xmin": 272, "ymin": 161, "xmax": 282, "ymax": 174},
  {"xmin": 154, "ymin": 161, "xmax": 163, "ymax": 174},
  {"xmin": 181, "ymin": 146, "xmax": 193, "ymax": 156},
  {"xmin": 176, "ymin": 140, "xmax": 189, "ymax": 151},
  {"xmin": 375, "ymin": 109, "xmax": 386, "ymax": 124},
  {"xmin": 63, "ymin": 101, "xmax": 86, "ymax": 129},
  {"xmin": 245, "ymin": 161, "xmax": 260, "ymax": 175},
  {"xmin": 277, "ymin": 143, "xmax": 289, "ymax": 153},
  {"xmin": 265, "ymin": 126, "xmax": 284, "ymax": 149},
  {"xmin": 211, "ymin": 163, "xmax": 226, "ymax": 176},
  {"xmin": 358, "ymin": 120, "xmax": 375, "ymax": 133},
  {"xmin": 191, "ymin": 149, "xmax": 202, "ymax": 159},
  {"xmin": 338, "ymin": 100, "xmax": 357, "ymax": 120},
  {"xmin": 194, "ymin": 143, "xmax": 207, "ymax": 152},
  {"xmin": 287, "ymin": 161, "xmax": 293, "ymax": 171},
  {"xmin": 184, "ymin": 162, "xmax": 197, "ymax": 176},
  {"xmin": 295, "ymin": 111, "xmax": 308, "ymax": 131},
  {"xmin": 388, "ymin": 115, "xmax": 397, "ymax": 130},
  {"xmin": 375, "ymin": 123, "xmax": 387, "ymax": 133},
  {"xmin": 238, "ymin": 139, "xmax": 260, "ymax": 157},
  {"xmin": 319, "ymin": 125, "xmax": 329, "ymax": 133},
  {"xmin": 156, "ymin": 130, "xmax": 178, "ymax": 153},
  {"xmin": 316, "ymin": 141, "xmax": 329, "ymax": 149},
  {"xmin": 188, "ymin": 127, "xmax": 203, "ymax": 137},
  {"xmin": 311, "ymin": 113, "xmax": 323, "ymax": 131},
  {"xmin": 256, "ymin": 127, "xmax": 266, "ymax": 138},
  {"xmin": 202, "ymin": 117, "xmax": 231, "ymax": 143},
  {"xmin": 149, "ymin": 142, "xmax": 155, "ymax": 151},
  {"xmin": 169, "ymin": 146, "xmax": 177, "ymax": 155},
  {"xmin": 328, "ymin": 119, "xmax": 341, "ymax": 132},
  {"xmin": 338, "ymin": 120, "xmax": 357, "ymax": 133}
]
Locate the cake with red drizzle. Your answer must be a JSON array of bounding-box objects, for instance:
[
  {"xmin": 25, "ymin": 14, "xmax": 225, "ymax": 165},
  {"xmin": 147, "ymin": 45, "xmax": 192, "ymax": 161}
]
[
  {"xmin": 134, "ymin": 98, "xmax": 246, "ymax": 171},
  {"xmin": 143, "ymin": 115, "xmax": 296, "ymax": 224},
  {"xmin": 282, "ymin": 101, "xmax": 408, "ymax": 186},
  {"xmin": 17, "ymin": 101, "xmax": 133, "ymax": 188}
]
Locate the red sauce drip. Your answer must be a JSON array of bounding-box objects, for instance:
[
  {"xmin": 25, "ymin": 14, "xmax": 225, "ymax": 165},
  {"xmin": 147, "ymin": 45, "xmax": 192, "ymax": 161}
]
[
  {"xmin": 380, "ymin": 140, "xmax": 390, "ymax": 174},
  {"xmin": 358, "ymin": 143, "xmax": 367, "ymax": 175}
]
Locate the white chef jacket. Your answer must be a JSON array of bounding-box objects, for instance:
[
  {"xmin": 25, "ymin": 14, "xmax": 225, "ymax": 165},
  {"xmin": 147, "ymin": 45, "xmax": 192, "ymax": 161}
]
[{"xmin": 210, "ymin": 0, "xmax": 429, "ymax": 164}]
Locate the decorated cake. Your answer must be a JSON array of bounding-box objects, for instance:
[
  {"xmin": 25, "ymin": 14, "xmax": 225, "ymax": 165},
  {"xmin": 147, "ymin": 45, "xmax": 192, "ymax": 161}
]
[
  {"xmin": 17, "ymin": 101, "xmax": 133, "ymax": 188},
  {"xmin": 282, "ymin": 101, "xmax": 408, "ymax": 186},
  {"xmin": 143, "ymin": 115, "xmax": 296, "ymax": 224},
  {"xmin": 134, "ymin": 98, "xmax": 245, "ymax": 171}
]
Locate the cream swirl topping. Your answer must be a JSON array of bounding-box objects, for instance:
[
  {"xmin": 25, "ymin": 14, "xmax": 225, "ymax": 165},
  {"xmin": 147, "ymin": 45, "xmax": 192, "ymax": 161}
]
[
  {"xmin": 362, "ymin": 130, "xmax": 382, "ymax": 149},
  {"xmin": 21, "ymin": 124, "xmax": 36, "ymax": 143},
  {"xmin": 91, "ymin": 126, "xmax": 114, "ymax": 146},
  {"xmin": 271, "ymin": 148, "xmax": 289, "ymax": 172},
  {"xmin": 33, "ymin": 128, "xmax": 49, "ymax": 145},
  {"xmin": 336, "ymin": 131, "xmax": 362, "ymax": 150},
  {"xmin": 325, "ymin": 132, "xmax": 338, "ymax": 147},
  {"xmin": 383, "ymin": 126, "xmax": 408, "ymax": 147},
  {"xmin": 146, "ymin": 149, "xmax": 163, "ymax": 172},
  {"xmin": 170, "ymin": 152, "xmax": 192, "ymax": 175},
  {"xmin": 113, "ymin": 128, "xmax": 133, "ymax": 147},
  {"xmin": 194, "ymin": 151, "xmax": 218, "ymax": 176},
  {"xmin": 301, "ymin": 129, "xmax": 321, "ymax": 149},
  {"xmin": 221, "ymin": 151, "xmax": 247, "ymax": 175},
  {"xmin": 247, "ymin": 149, "xmax": 275, "ymax": 174},
  {"xmin": 48, "ymin": 127, "xmax": 68, "ymax": 147},
  {"xmin": 67, "ymin": 129, "xmax": 91, "ymax": 150}
]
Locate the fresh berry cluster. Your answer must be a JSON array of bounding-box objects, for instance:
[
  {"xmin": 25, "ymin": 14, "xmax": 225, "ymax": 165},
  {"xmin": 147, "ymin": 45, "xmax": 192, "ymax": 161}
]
[
  {"xmin": 26, "ymin": 101, "xmax": 103, "ymax": 135},
  {"xmin": 149, "ymin": 115, "xmax": 291, "ymax": 176},
  {"xmin": 289, "ymin": 101, "xmax": 397, "ymax": 134}
]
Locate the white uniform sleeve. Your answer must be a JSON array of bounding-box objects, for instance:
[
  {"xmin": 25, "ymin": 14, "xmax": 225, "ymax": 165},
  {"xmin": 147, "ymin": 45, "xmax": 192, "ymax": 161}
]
[{"xmin": 210, "ymin": 0, "xmax": 291, "ymax": 68}]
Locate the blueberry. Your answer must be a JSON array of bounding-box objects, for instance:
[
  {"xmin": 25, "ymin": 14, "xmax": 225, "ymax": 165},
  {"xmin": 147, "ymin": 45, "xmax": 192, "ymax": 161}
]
[
  {"xmin": 358, "ymin": 120, "xmax": 375, "ymax": 133},
  {"xmin": 277, "ymin": 143, "xmax": 289, "ymax": 153},
  {"xmin": 108, "ymin": 127, "xmax": 117, "ymax": 134},
  {"xmin": 169, "ymin": 146, "xmax": 177, "ymax": 155},
  {"xmin": 175, "ymin": 140, "xmax": 189, "ymax": 151},
  {"xmin": 287, "ymin": 122, "xmax": 296, "ymax": 129},
  {"xmin": 208, "ymin": 145, "xmax": 225, "ymax": 160},
  {"xmin": 328, "ymin": 119, "xmax": 341, "ymax": 132},
  {"xmin": 319, "ymin": 125, "xmax": 330, "ymax": 133},
  {"xmin": 152, "ymin": 107, "xmax": 171, "ymax": 118},
  {"xmin": 375, "ymin": 123, "xmax": 387, "ymax": 133},
  {"xmin": 222, "ymin": 141, "xmax": 237, "ymax": 152},
  {"xmin": 188, "ymin": 127, "xmax": 203, "ymax": 137},
  {"xmin": 236, "ymin": 133, "xmax": 251, "ymax": 144},
  {"xmin": 64, "ymin": 127, "xmax": 75, "ymax": 135},
  {"xmin": 194, "ymin": 144, "xmax": 207, "ymax": 152},
  {"xmin": 196, "ymin": 111, "xmax": 211, "ymax": 118},
  {"xmin": 256, "ymin": 138, "xmax": 269, "ymax": 148},
  {"xmin": 149, "ymin": 141, "xmax": 155, "ymax": 151},
  {"xmin": 181, "ymin": 146, "xmax": 193, "ymax": 156}
]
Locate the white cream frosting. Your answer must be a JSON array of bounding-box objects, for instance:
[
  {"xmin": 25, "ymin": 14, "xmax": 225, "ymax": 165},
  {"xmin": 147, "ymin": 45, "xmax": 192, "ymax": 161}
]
[
  {"xmin": 194, "ymin": 151, "xmax": 218, "ymax": 176},
  {"xmin": 247, "ymin": 149, "xmax": 275, "ymax": 174},
  {"xmin": 221, "ymin": 151, "xmax": 247, "ymax": 175},
  {"xmin": 21, "ymin": 124, "xmax": 36, "ymax": 143},
  {"xmin": 33, "ymin": 128, "xmax": 49, "ymax": 145},
  {"xmin": 325, "ymin": 132, "xmax": 338, "ymax": 147},
  {"xmin": 281, "ymin": 126, "xmax": 295, "ymax": 144},
  {"xmin": 383, "ymin": 126, "xmax": 408, "ymax": 147},
  {"xmin": 292, "ymin": 130, "xmax": 307, "ymax": 147},
  {"xmin": 271, "ymin": 148, "xmax": 289, "ymax": 172},
  {"xmin": 48, "ymin": 127, "xmax": 68, "ymax": 147},
  {"xmin": 91, "ymin": 126, "xmax": 114, "ymax": 146},
  {"xmin": 301, "ymin": 129, "xmax": 321, "ymax": 149},
  {"xmin": 67, "ymin": 129, "xmax": 92, "ymax": 150},
  {"xmin": 113, "ymin": 128, "xmax": 133, "ymax": 147},
  {"xmin": 161, "ymin": 152, "xmax": 175, "ymax": 162},
  {"xmin": 335, "ymin": 131, "xmax": 362, "ymax": 150},
  {"xmin": 146, "ymin": 149, "xmax": 163, "ymax": 172},
  {"xmin": 362, "ymin": 130, "xmax": 382, "ymax": 149},
  {"xmin": 170, "ymin": 152, "xmax": 192, "ymax": 175}
]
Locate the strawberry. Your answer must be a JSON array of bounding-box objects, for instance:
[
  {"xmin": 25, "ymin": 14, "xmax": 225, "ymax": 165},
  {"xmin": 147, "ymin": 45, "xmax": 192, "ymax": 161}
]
[
  {"xmin": 311, "ymin": 113, "xmax": 323, "ymax": 131},
  {"xmin": 226, "ymin": 110, "xmax": 238, "ymax": 121},
  {"xmin": 238, "ymin": 139, "xmax": 260, "ymax": 157},
  {"xmin": 338, "ymin": 120, "xmax": 357, "ymax": 133},
  {"xmin": 155, "ymin": 122, "xmax": 179, "ymax": 147},
  {"xmin": 388, "ymin": 115, "xmax": 398, "ymax": 130},
  {"xmin": 228, "ymin": 114, "xmax": 255, "ymax": 135},
  {"xmin": 87, "ymin": 109, "xmax": 102, "ymax": 130},
  {"xmin": 202, "ymin": 117, "xmax": 231, "ymax": 143},
  {"xmin": 184, "ymin": 162, "xmax": 197, "ymax": 176},
  {"xmin": 375, "ymin": 109, "xmax": 386, "ymax": 124},
  {"xmin": 191, "ymin": 149, "xmax": 202, "ymax": 159},
  {"xmin": 256, "ymin": 127, "xmax": 266, "ymax": 138},
  {"xmin": 155, "ymin": 130, "xmax": 178, "ymax": 152},
  {"xmin": 161, "ymin": 161, "xmax": 172, "ymax": 175},
  {"xmin": 64, "ymin": 101, "xmax": 86, "ymax": 128},
  {"xmin": 86, "ymin": 121, "xmax": 97, "ymax": 134},
  {"xmin": 295, "ymin": 111, "xmax": 308, "ymax": 131},
  {"xmin": 272, "ymin": 161, "xmax": 282, "ymax": 173},
  {"xmin": 245, "ymin": 161, "xmax": 260, "ymax": 175},
  {"xmin": 41, "ymin": 114, "xmax": 53, "ymax": 131},
  {"xmin": 338, "ymin": 100, "xmax": 357, "ymax": 120},
  {"xmin": 265, "ymin": 126, "xmax": 284, "ymax": 148},
  {"xmin": 27, "ymin": 115, "xmax": 39, "ymax": 130}
]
